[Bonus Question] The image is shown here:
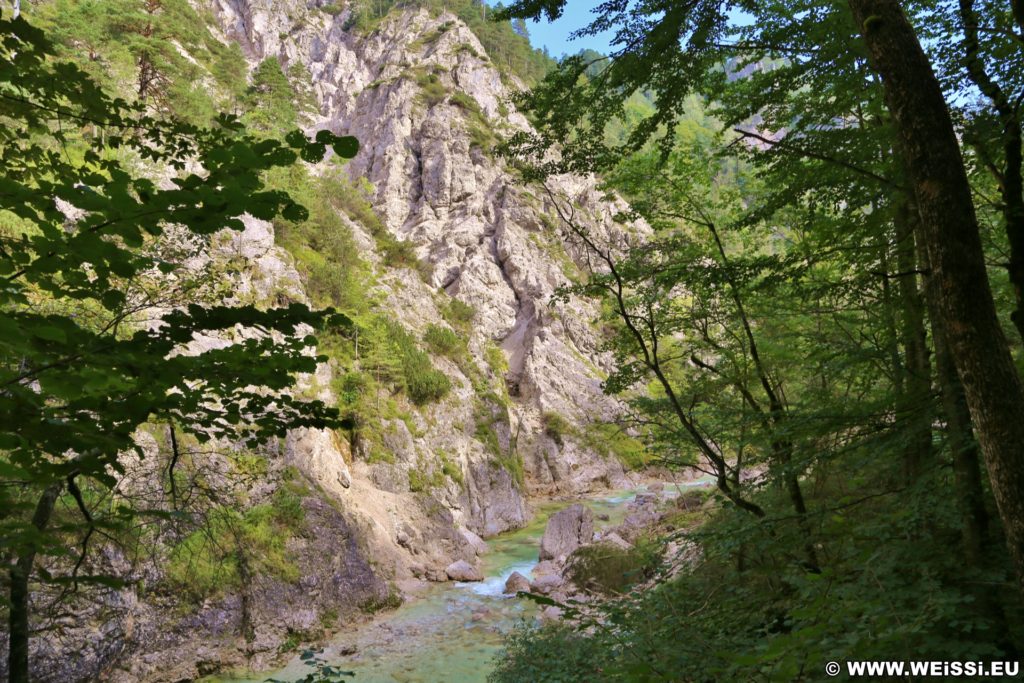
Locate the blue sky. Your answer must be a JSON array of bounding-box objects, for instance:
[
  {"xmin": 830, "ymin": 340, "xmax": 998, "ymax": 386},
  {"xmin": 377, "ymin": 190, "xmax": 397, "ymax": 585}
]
[
  {"xmin": 518, "ymin": 0, "xmax": 616, "ymax": 59},
  {"xmin": 509, "ymin": 2, "xmax": 755, "ymax": 60}
]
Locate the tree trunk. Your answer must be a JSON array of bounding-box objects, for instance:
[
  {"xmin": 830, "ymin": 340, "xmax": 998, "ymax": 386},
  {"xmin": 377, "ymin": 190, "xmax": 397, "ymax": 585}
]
[
  {"xmin": 706, "ymin": 222, "xmax": 818, "ymax": 569},
  {"xmin": 894, "ymin": 201, "xmax": 933, "ymax": 481},
  {"xmin": 8, "ymin": 484, "xmax": 62, "ymax": 683},
  {"xmin": 847, "ymin": 0, "xmax": 1024, "ymax": 594},
  {"xmin": 919, "ymin": 239, "xmax": 990, "ymax": 564}
]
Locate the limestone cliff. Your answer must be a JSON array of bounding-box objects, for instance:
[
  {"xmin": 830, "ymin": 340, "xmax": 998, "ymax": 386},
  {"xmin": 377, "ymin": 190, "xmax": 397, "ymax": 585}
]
[
  {"xmin": 199, "ymin": 1, "xmax": 642, "ymax": 563},
  {"xmin": 11, "ymin": 3, "xmax": 648, "ymax": 679}
]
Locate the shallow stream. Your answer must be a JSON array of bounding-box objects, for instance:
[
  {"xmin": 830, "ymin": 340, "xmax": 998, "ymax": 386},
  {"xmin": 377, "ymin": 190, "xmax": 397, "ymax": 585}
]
[{"xmin": 219, "ymin": 483, "xmax": 699, "ymax": 682}]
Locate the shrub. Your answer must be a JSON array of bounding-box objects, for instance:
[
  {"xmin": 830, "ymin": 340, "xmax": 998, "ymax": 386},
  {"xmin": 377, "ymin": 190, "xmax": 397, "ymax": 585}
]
[
  {"xmin": 450, "ymin": 90, "xmax": 481, "ymax": 113},
  {"xmin": 563, "ymin": 541, "xmax": 658, "ymax": 595},
  {"xmin": 484, "ymin": 344, "xmax": 508, "ymax": 376},
  {"xmin": 366, "ymin": 448, "xmax": 395, "ymax": 464},
  {"xmin": 423, "ymin": 323, "xmax": 463, "ymax": 357},
  {"xmin": 415, "ymin": 71, "xmax": 447, "ymax": 106},
  {"xmin": 408, "ymin": 467, "xmax": 431, "ymax": 492},
  {"xmin": 440, "ymin": 451, "xmax": 464, "ymax": 485},
  {"xmin": 404, "ymin": 354, "xmax": 451, "ymax": 404},
  {"xmin": 495, "ymin": 452, "xmax": 525, "ymax": 488},
  {"xmin": 360, "ymin": 588, "xmax": 402, "ymax": 614},
  {"xmin": 491, "ymin": 623, "xmax": 604, "ymax": 683},
  {"xmin": 581, "ymin": 422, "xmax": 648, "ymax": 469},
  {"xmin": 380, "ymin": 235, "xmax": 420, "ymax": 268},
  {"xmin": 165, "ymin": 486, "xmax": 308, "ymax": 603},
  {"xmin": 269, "ymin": 169, "xmax": 370, "ymax": 313},
  {"xmin": 439, "ymin": 297, "xmax": 476, "ymax": 331},
  {"xmin": 411, "ymin": 22, "xmax": 452, "ymax": 50},
  {"xmin": 542, "ymin": 411, "xmax": 574, "ymax": 446},
  {"xmin": 377, "ymin": 319, "xmax": 451, "ymax": 405},
  {"xmin": 467, "ymin": 114, "xmax": 497, "ymax": 152},
  {"xmin": 473, "ymin": 401, "xmax": 504, "ymax": 458}
]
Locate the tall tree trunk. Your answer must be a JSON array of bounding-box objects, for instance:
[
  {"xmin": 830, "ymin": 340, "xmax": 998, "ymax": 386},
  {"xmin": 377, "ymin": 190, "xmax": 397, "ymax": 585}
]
[
  {"xmin": 848, "ymin": 0, "xmax": 1024, "ymax": 594},
  {"xmin": 8, "ymin": 484, "xmax": 62, "ymax": 683},
  {"xmin": 894, "ymin": 201, "xmax": 933, "ymax": 481},
  {"xmin": 918, "ymin": 239, "xmax": 991, "ymax": 564}
]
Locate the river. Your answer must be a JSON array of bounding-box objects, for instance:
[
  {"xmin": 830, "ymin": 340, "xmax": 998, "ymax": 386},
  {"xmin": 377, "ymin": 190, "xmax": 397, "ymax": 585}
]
[{"xmin": 215, "ymin": 483, "xmax": 696, "ymax": 683}]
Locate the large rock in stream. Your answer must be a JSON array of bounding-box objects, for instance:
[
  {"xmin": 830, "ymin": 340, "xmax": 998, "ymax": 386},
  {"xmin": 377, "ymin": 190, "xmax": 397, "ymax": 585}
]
[
  {"xmin": 445, "ymin": 560, "xmax": 484, "ymax": 582},
  {"xmin": 539, "ymin": 503, "xmax": 595, "ymax": 562},
  {"xmin": 504, "ymin": 571, "xmax": 531, "ymax": 594}
]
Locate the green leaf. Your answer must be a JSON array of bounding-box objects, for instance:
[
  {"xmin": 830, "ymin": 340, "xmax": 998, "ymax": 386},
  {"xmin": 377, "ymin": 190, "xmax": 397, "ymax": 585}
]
[{"xmin": 332, "ymin": 136, "xmax": 359, "ymax": 159}]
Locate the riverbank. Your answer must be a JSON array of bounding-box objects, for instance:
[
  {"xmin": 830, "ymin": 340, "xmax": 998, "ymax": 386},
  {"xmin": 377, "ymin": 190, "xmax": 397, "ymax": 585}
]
[{"xmin": 210, "ymin": 480, "xmax": 705, "ymax": 683}]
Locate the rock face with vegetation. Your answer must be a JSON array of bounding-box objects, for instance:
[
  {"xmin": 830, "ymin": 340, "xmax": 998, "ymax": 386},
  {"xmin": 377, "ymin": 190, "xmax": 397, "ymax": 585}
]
[
  {"xmin": 208, "ymin": 0, "xmax": 639, "ymax": 498},
  {"xmin": 1, "ymin": 0, "xmax": 646, "ymax": 679},
  {"xmin": 195, "ymin": 0, "xmax": 644, "ymax": 583},
  {"xmin": 9, "ymin": 0, "xmax": 1024, "ymax": 677}
]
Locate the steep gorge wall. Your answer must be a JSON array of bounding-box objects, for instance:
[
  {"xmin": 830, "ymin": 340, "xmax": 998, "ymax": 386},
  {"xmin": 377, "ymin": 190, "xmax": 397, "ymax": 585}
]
[
  {"xmin": 8, "ymin": 3, "xmax": 649, "ymax": 680},
  {"xmin": 200, "ymin": 1, "xmax": 644, "ymax": 547}
]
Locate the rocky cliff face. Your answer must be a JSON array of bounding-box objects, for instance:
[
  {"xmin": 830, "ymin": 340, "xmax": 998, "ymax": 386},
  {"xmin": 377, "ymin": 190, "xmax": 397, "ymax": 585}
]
[
  {"xmin": 201, "ymin": 0, "xmax": 640, "ymax": 556},
  {"xmin": 13, "ymin": 3, "xmax": 648, "ymax": 680}
]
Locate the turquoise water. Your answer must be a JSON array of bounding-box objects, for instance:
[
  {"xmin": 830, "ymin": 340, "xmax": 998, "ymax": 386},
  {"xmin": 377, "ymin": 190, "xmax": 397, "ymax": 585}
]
[{"xmin": 214, "ymin": 482, "xmax": 707, "ymax": 683}]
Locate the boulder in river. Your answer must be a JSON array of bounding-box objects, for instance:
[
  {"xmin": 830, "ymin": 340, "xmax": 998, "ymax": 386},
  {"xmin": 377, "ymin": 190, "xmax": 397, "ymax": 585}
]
[
  {"xmin": 530, "ymin": 572, "xmax": 564, "ymax": 595},
  {"xmin": 445, "ymin": 560, "xmax": 483, "ymax": 582},
  {"xmin": 504, "ymin": 571, "xmax": 531, "ymax": 594},
  {"xmin": 603, "ymin": 532, "xmax": 633, "ymax": 550},
  {"xmin": 460, "ymin": 528, "xmax": 489, "ymax": 556},
  {"xmin": 532, "ymin": 560, "xmax": 559, "ymax": 576},
  {"xmin": 632, "ymin": 492, "xmax": 658, "ymax": 508},
  {"xmin": 539, "ymin": 503, "xmax": 595, "ymax": 562}
]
